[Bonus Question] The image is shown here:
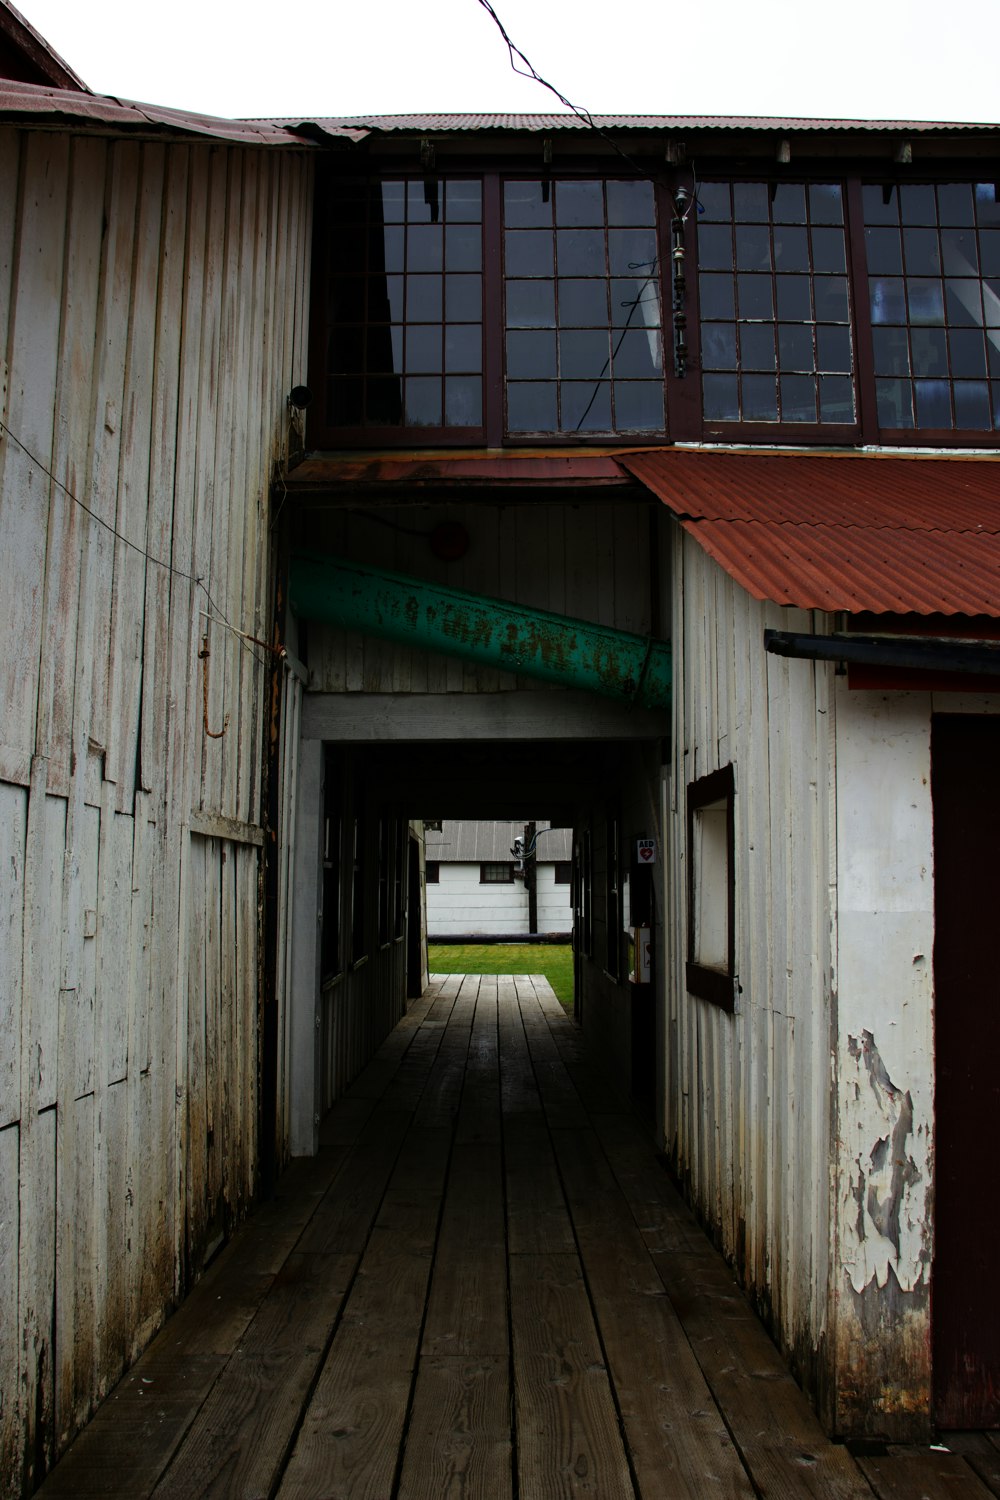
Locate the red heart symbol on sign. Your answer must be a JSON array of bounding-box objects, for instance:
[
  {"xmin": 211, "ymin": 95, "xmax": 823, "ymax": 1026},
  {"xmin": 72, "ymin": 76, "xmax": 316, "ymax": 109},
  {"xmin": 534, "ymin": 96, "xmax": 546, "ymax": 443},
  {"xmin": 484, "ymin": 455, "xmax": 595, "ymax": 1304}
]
[{"xmin": 640, "ymin": 847, "xmax": 652, "ymax": 861}]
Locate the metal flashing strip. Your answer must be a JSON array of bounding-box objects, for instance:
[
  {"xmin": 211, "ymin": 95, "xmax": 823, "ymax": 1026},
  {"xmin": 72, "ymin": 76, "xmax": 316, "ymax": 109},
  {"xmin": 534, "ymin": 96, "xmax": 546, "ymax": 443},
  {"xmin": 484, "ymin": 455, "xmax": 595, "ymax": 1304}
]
[{"xmin": 765, "ymin": 629, "xmax": 1000, "ymax": 676}]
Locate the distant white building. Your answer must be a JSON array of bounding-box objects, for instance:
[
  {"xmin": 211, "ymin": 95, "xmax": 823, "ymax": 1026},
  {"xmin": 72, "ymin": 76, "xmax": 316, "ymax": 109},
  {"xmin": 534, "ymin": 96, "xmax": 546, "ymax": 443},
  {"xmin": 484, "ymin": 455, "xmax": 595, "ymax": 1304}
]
[{"xmin": 425, "ymin": 821, "xmax": 572, "ymax": 939}]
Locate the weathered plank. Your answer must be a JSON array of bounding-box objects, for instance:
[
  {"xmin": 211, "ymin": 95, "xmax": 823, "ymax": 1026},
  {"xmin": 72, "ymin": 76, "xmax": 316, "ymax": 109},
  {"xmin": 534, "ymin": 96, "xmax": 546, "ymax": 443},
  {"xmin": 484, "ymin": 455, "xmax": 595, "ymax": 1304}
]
[{"xmin": 858, "ymin": 1452, "xmax": 994, "ymax": 1500}]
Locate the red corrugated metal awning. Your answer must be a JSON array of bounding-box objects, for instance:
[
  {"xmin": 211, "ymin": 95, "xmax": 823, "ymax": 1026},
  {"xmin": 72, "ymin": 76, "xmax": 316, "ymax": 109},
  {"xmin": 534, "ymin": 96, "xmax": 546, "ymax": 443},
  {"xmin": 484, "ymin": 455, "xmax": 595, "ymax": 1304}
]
[{"xmin": 621, "ymin": 449, "xmax": 1000, "ymax": 616}]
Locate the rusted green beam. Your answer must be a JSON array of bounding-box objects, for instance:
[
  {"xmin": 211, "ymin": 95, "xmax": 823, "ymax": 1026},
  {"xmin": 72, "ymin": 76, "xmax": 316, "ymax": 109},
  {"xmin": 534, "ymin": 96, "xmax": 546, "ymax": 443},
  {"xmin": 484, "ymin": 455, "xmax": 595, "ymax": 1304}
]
[{"xmin": 289, "ymin": 555, "xmax": 671, "ymax": 710}]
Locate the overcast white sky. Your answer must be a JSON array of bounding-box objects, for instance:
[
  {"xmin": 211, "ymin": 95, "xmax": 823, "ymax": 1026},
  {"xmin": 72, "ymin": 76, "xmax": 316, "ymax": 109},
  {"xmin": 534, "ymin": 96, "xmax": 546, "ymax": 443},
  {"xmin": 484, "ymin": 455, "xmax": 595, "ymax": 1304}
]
[{"xmin": 16, "ymin": 0, "xmax": 1000, "ymax": 126}]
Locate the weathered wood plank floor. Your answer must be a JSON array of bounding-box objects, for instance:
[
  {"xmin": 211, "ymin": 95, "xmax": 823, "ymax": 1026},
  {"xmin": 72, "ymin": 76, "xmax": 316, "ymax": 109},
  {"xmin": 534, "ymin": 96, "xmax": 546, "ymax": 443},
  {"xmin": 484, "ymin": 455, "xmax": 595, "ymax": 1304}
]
[{"xmin": 37, "ymin": 976, "xmax": 999, "ymax": 1500}]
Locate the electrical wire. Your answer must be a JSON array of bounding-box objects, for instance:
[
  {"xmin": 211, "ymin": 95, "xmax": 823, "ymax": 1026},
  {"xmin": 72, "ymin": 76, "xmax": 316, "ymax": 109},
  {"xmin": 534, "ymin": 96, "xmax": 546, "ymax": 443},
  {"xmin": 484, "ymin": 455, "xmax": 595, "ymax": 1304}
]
[{"xmin": 0, "ymin": 415, "xmax": 270, "ymax": 670}]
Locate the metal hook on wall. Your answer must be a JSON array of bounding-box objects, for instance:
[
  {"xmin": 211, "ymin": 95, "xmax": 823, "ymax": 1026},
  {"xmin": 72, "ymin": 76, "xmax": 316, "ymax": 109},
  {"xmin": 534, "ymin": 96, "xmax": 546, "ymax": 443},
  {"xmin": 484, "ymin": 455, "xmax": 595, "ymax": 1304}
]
[{"xmin": 199, "ymin": 633, "xmax": 230, "ymax": 739}]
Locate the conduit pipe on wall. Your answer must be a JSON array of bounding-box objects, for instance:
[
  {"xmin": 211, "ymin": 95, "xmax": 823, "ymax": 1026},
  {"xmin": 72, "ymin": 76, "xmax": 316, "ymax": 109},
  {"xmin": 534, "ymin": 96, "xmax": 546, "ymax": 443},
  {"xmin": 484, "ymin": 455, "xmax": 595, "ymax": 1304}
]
[{"xmin": 289, "ymin": 555, "xmax": 672, "ymax": 710}]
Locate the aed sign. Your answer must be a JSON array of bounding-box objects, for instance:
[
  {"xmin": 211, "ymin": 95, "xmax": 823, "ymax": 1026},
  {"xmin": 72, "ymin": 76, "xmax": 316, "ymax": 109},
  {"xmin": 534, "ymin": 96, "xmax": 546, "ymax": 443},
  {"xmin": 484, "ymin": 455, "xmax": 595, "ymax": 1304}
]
[{"xmin": 636, "ymin": 838, "xmax": 656, "ymax": 866}]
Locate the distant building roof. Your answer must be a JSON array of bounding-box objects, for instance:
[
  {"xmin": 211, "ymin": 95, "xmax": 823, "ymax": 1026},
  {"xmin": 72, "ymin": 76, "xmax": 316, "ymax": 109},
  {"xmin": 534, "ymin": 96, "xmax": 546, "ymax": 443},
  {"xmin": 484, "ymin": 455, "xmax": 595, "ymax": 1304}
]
[
  {"xmin": 622, "ymin": 449, "xmax": 1000, "ymax": 617},
  {"xmin": 426, "ymin": 820, "xmax": 571, "ymax": 863},
  {"xmin": 283, "ymin": 113, "xmax": 1000, "ymax": 136}
]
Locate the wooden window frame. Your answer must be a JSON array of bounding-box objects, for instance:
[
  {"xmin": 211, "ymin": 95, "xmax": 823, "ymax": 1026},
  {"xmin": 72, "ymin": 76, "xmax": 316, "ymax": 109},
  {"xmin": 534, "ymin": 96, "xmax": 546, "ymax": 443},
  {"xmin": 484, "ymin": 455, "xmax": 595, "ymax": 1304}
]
[{"xmin": 685, "ymin": 765, "xmax": 736, "ymax": 1011}]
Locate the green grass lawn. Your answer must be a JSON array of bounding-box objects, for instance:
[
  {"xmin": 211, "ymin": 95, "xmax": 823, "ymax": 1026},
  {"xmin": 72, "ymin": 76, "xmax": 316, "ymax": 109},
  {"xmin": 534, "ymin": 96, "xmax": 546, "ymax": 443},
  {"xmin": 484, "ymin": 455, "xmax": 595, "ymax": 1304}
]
[{"xmin": 428, "ymin": 943, "xmax": 574, "ymax": 1011}]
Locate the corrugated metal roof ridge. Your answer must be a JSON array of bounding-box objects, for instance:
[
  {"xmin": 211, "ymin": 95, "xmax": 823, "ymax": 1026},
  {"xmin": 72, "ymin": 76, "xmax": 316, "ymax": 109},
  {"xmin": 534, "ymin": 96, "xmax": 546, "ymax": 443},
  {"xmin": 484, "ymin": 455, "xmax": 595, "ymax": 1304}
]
[
  {"xmin": 289, "ymin": 113, "xmax": 1000, "ymax": 132},
  {"xmin": 425, "ymin": 820, "xmax": 571, "ymax": 863}
]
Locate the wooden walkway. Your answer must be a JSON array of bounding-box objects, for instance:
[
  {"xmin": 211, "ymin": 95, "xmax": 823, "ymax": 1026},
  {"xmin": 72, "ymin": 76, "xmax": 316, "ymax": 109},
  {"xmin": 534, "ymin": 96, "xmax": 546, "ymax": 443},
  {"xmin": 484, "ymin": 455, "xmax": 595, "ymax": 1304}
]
[{"xmin": 37, "ymin": 976, "xmax": 1000, "ymax": 1500}]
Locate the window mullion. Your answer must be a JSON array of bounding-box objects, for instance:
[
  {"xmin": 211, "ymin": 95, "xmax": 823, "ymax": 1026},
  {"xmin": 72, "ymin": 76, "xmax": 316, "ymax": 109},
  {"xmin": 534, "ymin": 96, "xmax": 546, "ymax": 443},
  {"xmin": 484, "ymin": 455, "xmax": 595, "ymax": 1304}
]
[
  {"xmin": 482, "ymin": 171, "xmax": 504, "ymax": 446},
  {"xmin": 845, "ymin": 176, "xmax": 880, "ymax": 442}
]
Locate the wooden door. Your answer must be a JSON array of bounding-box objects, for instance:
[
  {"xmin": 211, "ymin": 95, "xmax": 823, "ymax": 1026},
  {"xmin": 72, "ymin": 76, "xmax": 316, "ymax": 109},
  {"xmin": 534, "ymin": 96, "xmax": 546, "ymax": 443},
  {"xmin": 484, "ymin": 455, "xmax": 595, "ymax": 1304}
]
[{"xmin": 932, "ymin": 713, "xmax": 1000, "ymax": 1427}]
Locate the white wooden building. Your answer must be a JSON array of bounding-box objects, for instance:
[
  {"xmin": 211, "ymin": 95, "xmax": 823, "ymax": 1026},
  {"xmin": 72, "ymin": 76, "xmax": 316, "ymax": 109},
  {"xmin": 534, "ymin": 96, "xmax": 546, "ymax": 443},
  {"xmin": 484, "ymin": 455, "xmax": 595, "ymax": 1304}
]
[
  {"xmin": 626, "ymin": 447, "xmax": 1000, "ymax": 1439},
  {"xmin": 425, "ymin": 820, "xmax": 572, "ymax": 938},
  {"xmin": 4, "ymin": 21, "xmax": 1000, "ymax": 1486}
]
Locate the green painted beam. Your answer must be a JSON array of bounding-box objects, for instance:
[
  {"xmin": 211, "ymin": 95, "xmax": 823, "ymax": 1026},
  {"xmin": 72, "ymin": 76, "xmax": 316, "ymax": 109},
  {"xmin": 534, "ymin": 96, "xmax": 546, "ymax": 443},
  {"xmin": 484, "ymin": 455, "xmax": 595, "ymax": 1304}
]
[{"xmin": 289, "ymin": 555, "xmax": 672, "ymax": 710}]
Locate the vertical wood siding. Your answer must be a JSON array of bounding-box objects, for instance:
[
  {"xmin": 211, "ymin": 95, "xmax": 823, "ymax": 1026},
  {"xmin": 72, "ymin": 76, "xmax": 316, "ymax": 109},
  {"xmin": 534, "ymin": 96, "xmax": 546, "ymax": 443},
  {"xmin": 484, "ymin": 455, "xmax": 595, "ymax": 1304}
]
[
  {"xmin": 665, "ymin": 531, "xmax": 836, "ymax": 1420},
  {"xmin": 0, "ymin": 127, "xmax": 312, "ymax": 1496}
]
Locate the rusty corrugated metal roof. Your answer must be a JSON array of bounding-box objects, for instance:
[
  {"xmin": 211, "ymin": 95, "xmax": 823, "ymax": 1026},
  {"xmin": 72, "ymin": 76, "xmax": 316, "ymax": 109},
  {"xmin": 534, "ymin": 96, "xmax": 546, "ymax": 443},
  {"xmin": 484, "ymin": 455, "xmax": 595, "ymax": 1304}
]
[
  {"xmin": 0, "ymin": 79, "xmax": 360, "ymax": 145},
  {"xmin": 620, "ymin": 449, "xmax": 1000, "ymax": 616},
  {"xmin": 287, "ymin": 451, "xmax": 632, "ymax": 490},
  {"xmin": 0, "ymin": 0, "xmax": 88, "ymax": 91},
  {"xmin": 292, "ymin": 113, "xmax": 1000, "ymax": 134}
]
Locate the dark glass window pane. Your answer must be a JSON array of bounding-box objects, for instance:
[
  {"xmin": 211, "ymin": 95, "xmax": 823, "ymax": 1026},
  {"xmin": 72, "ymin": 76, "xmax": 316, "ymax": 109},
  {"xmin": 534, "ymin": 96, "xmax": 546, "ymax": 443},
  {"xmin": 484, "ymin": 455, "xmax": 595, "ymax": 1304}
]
[
  {"xmin": 328, "ymin": 376, "xmax": 363, "ymax": 425},
  {"xmin": 406, "ymin": 275, "xmax": 443, "ymax": 321},
  {"xmin": 614, "ymin": 381, "xmax": 664, "ymax": 430},
  {"xmin": 506, "ymin": 329, "xmax": 557, "ymax": 379},
  {"xmin": 380, "ymin": 181, "xmax": 406, "ymax": 222},
  {"xmin": 816, "ymin": 325, "xmax": 852, "ymax": 373},
  {"xmin": 994, "ymin": 381, "xmax": 1000, "ymax": 425},
  {"xmin": 987, "ymin": 284, "xmax": 1000, "ymax": 327},
  {"xmin": 503, "ymin": 180, "xmax": 551, "ymax": 228},
  {"xmin": 331, "ymin": 277, "xmax": 365, "ymax": 321},
  {"xmin": 900, "ymin": 184, "xmax": 937, "ymax": 225},
  {"xmin": 380, "ymin": 225, "xmax": 405, "ymax": 272},
  {"xmin": 383, "ymin": 275, "xmax": 404, "ymax": 322},
  {"xmin": 949, "ymin": 328, "xmax": 987, "ymax": 377},
  {"xmin": 813, "ymin": 276, "xmax": 850, "ymax": 322},
  {"xmin": 733, "ymin": 182, "xmax": 768, "ymax": 222},
  {"xmin": 944, "ymin": 279, "xmax": 980, "ymax": 325},
  {"xmin": 980, "ymin": 231, "xmax": 1000, "ymax": 276},
  {"xmin": 778, "ymin": 323, "xmax": 813, "ymax": 370},
  {"xmin": 614, "ymin": 327, "xmax": 662, "ymax": 377},
  {"xmin": 736, "ymin": 224, "xmax": 771, "ymax": 271},
  {"xmin": 561, "ymin": 380, "xmax": 612, "ymax": 431},
  {"xmin": 914, "ymin": 379, "xmax": 952, "ymax": 427},
  {"xmin": 406, "ymin": 326, "xmax": 442, "ymax": 373},
  {"xmin": 703, "ymin": 372, "xmax": 740, "ymax": 420},
  {"xmin": 740, "ymin": 324, "xmax": 776, "ymax": 370},
  {"xmin": 407, "ymin": 224, "xmax": 442, "ymax": 271},
  {"xmin": 405, "ymin": 377, "xmax": 442, "ymax": 425},
  {"xmin": 444, "ymin": 325, "xmax": 482, "ymax": 372},
  {"xmin": 446, "ymin": 224, "xmax": 482, "ymax": 271},
  {"xmin": 505, "ymin": 230, "xmax": 554, "ymax": 277},
  {"xmin": 445, "ymin": 181, "xmax": 482, "ymax": 222},
  {"xmin": 737, "ymin": 273, "xmax": 773, "ymax": 319},
  {"xmin": 773, "ymin": 225, "xmax": 810, "ymax": 271},
  {"xmin": 742, "ymin": 373, "xmax": 778, "ymax": 421},
  {"xmin": 771, "ymin": 184, "xmax": 807, "ymax": 223},
  {"xmin": 365, "ymin": 324, "xmax": 401, "ymax": 376},
  {"xmin": 910, "ymin": 327, "xmax": 949, "ymax": 377},
  {"xmin": 505, "ymin": 279, "xmax": 555, "ymax": 328},
  {"xmin": 818, "ymin": 374, "xmax": 854, "ymax": 422},
  {"xmin": 698, "ymin": 224, "xmax": 734, "ymax": 270},
  {"xmin": 507, "ymin": 381, "xmax": 557, "ymax": 431},
  {"xmin": 780, "ymin": 374, "xmax": 817, "ymax": 421},
  {"xmin": 444, "ymin": 375, "xmax": 482, "ymax": 425},
  {"xmin": 989, "ymin": 338, "xmax": 1000, "ymax": 374},
  {"xmin": 937, "ymin": 183, "xmax": 975, "ymax": 225},
  {"xmin": 559, "ymin": 329, "xmax": 610, "ymax": 378},
  {"xmin": 876, "ymin": 378, "xmax": 914, "ymax": 426},
  {"xmin": 329, "ymin": 324, "xmax": 364, "ymax": 374},
  {"xmin": 407, "ymin": 180, "xmax": 437, "ymax": 222},
  {"xmin": 866, "ymin": 227, "xmax": 903, "ymax": 275},
  {"xmin": 556, "ymin": 180, "xmax": 604, "ymax": 226},
  {"xmin": 975, "ymin": 183, "xmax": 1000, "ymax": 226},
  {"xmin": 367, "ymin": 376, "xmax": 403, "ymax": 425},
  {"xmin": 809, "ymin": 183, "xmax": 844, "ymax": 225},
  {"xmin": 907, "ymin": 279, "xmax": 945, "ymax": 325},
  {"xmin": 559, "ymin": 279, "xmax": 609, "ymax": 326},
  {"xmin": 903, "ymin": 227, "xmax": 940, "ymax": 275},
  {"xmin": 863, "ymin": 184, "xmax": 899, "ymax": 226},
  {"xmin": 608, "ymin": 228, "xmax": 658, "ymax": 275},
  {"xmin": 811, "ymin": 227, "xmax": 846, "ymax": 274},
  {"xmin": 606, "ymin": 180, "xmax": 655, "ymax": 225},
  {"xmin": 698, "ymin": 183, "xmax": 731, "ymax": 221},
  {"xmin": 557, "ymin": 230, "xmax": 605, "ymax": 275},
  {"xmin": 873, "ymin": 327, "xmax": 911, "ymax": 376},
  {"xmin": 702, "ymin": 323, "xmax": 737, "ymax": 370},
  {"xmin": 611, "ymin": 277, "xmax": 660, "ymax": 326},
  {"xmin": 869, "ymin": 277, "xmax": 907, "ymax": 324},
  {"xmin": 954, "ymin": 380, "xmax": 991, "ymax": 428},
  {"xmin": 446, "ymin": 274, "xmax": 482, "ymax": 321},
  {"xmin": 699, "ymin": 273, "xmax": 736, "ymax": 319},
  {"xmin": 776, "ymin": 275, "xmax": 812, "ymax": 320},
  {"xmin": 942, "ymin": 227, "xmax": 978, "ymax": 276}
]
